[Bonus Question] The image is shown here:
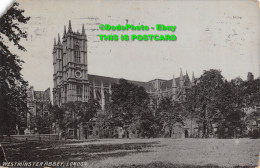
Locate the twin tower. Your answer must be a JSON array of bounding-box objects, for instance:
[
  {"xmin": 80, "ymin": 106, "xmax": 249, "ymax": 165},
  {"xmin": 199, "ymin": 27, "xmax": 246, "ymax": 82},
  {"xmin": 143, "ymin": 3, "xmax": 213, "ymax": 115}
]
[
  {"xmin": 53, "ymin": 20, "xmax": 88, "ymax": 106},
  {"xmin": 53, "ymin": 21, "xmax": 195, "ymax": 109}
]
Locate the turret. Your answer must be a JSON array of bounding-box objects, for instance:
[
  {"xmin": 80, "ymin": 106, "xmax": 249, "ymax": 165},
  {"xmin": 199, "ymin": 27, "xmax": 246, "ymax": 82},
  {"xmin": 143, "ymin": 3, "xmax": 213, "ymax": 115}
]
[
  {"xmin": 185, "ymin": 71, "xmax": 191, "ymax": 87},
  {"xmin": 185, "ymin": 71, "xmax": 190, "ymax": 82},
  {"xmin": 68, "ymin": 20, "xmax": 72, "ymax": 33},
  {"xmin": 63, "ymin": 25, "xmax": 66, "ymax": 38},
  {"xmin": 180, "ymin": 68, "xmax": 184, "ymax": 88},
  {"xmin": 82, "ymin": 24, "xmax": 85, "ymax": 35},
  {"xmin": 55, "ymin": 34, "xmax": 62, "ymax": 73},
  {"xmin": 53, "ymin": 38, "xmax": 56, "ymax": 50},
  {"xmin": 53, "ymin": 38, "xmax": 57, "ymax": 62},
  {"xmin": 53, "ymin": 37, "xmax": 58, "ymax": 89},
  {"xmin": 57, "ymin": 33, "xmax": 61, "ymax": 45}
]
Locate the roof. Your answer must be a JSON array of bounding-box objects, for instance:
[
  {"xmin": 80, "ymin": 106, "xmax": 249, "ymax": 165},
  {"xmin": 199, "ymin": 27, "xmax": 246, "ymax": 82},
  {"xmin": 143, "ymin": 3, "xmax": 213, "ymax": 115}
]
[
  {"xmin": 129, "ymin": 80, "xmax": 153, "ymax": 91},
  {"xmin": 88, "ymin": 74, "xmax": 119, "ymax": 86},
  {"xmin": 88, "ymin": 74, "xmax": 154, "ymax": 90},
  {"xmin": 33, "ymin": 88, "xmax": 51, "ymax": 102},
  {"xmin": 88, "ymin": 74, "xmax": 192, "ymax": 92}
]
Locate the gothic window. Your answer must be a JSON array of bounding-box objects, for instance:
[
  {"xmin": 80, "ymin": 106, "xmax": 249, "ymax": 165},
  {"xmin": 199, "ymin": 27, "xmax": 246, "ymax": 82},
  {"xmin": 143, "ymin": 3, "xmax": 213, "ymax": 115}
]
[
  {"xmin": 75, "ymin": 46, "xmax": 80, "ymax": 63},
  {"xmin": 104, "ymin": 89, "xmax": 110, "ymax": 102},
  {"xmin": 96, "ymin": 88, "xmax": 101, "ymax": 101},
  {"xmin": 90, "ymin": 88, "xmax": 94, "ymax": 99},
  {"xmin": 76, "ymin": 85, "xmax": 82, "ymax": 101}
]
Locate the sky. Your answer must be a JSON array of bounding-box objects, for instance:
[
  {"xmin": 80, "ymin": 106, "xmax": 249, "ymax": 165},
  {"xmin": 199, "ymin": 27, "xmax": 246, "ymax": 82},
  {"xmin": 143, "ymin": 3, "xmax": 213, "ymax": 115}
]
[{"xmin": 4, "ymin": 0, "xmax": 260, "ymax": 91}]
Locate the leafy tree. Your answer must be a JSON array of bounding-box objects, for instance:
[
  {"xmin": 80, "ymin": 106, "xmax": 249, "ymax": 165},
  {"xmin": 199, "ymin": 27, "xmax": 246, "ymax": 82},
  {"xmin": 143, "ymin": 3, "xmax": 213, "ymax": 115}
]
[
  {"xmin": 106, "ymin": 79, "xmax": 151, "ymax": 137},
  {"xmin": 62, "ymin": 102, "xmax": 82, "ymax": 138},
  {"xmin": 183, "ymin": 81, "xmax": 200, "ymax": 137},
  {"xmin": 30, "ymin": 115, "xmax": 51, "ymax": 134},
  {"xmin": 245, "ymin": 110, "xmax": 260, "ymax": 138},
  {"xmin": 82, "ymin": 99, "xmax": 100, "ymax": 121},
  {"xmin": 60, "ymin": 100, "xmax": 100, "ymax": 138},
  {"xmin": 48, "ymin": 104, "xmax": 66, "ymax": 132},
  {"xmin": 156, "ymin": 97, "xmax": 184, "ymax": 137},
  {"xmin": 185, "ymin": 70, "xmax": 247, "ymax": 138},
  {"xmin": 0, "ymin": 2, "xmax": 30, "ymax": 136},
  {"xmin": 213, "ymin": 80, "xmax": 245, "ymax": 138},
  {"xmin": 95, "ymin": 111, "xmax": 112, "ymax": 138},
  {"xmin": 241, "ymin": 78, "xmax": 260, "ymax": 138},
  {"xmin": 242, "ymin": 79, "xmax": 260, "ymax": 107},
  {"xmin": 187, "ymin": 69, "xmax": 225, "ymax": 138},
  {"xmin": 133, "ymin": 108, "xmax": 158, "ymax": 138}
]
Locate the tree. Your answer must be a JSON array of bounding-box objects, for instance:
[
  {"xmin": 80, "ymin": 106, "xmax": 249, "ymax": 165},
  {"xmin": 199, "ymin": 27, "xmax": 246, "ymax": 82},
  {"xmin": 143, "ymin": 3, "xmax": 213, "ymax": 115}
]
[
  {"xmin": 106, "ymin": 79, "xmax": 151, "ymax": 137},
  {"xmin": 30, "ymin": 115, "xmax": 51, "ymax": 134},
  {"xmin": 213, "ymin": 80, "xmax": 245, "ymax": 138},
  {"xmin": 184, "ymin": 80, "xmax": 200, "ymax": 137},
  {"xmin": 0, "ymin": 2, "xmax": 30, "ymax": 136},
  {"xmin": 60, "ymin": 100, "xmax": 100, "ymax": 138},
  {"xmin": 134, "ymin": 108, "xmax": 159, "ymax": 138},
  {"xmin": 82, "ymin": 99, "xmax": 100, "ymax": 122},
  {"xmin": 188, "ymin": 69, "xmax": 225, "ymax": 138},
  {"xmin": 241, "ymin": 78, "xmax": 260, "ymax": 138},
  {"xmin": 245, "ymin": 110, "xmax": 260, "ymax": 138},
  {"xmin": 185, "ymin": 70, "xmax": 247, "ymax": 138},
  {"xmin": 156, "ymin": 97, "xmax": 184, "ymax": 137},
  {"xmin": 48, "ymin": 104, "xmax": 65, "ymax": 133},
  {"xmin": 242, "ymin": 78, "xmax": 260, "ymax": 107}
]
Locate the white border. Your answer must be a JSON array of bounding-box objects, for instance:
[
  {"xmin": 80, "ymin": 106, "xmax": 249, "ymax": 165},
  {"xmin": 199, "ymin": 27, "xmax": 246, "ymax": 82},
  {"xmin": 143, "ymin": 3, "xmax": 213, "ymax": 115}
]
[{"xmin": 0, "ymin": 0, "xmax": 14, "ymax": 16}]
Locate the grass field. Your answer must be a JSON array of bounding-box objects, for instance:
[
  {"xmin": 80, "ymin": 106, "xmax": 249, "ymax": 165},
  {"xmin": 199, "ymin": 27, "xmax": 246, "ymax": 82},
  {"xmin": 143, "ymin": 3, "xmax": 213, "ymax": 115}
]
[{"xmin": 2, "ymin": 138, "xmax": 260, "ymax": 168}]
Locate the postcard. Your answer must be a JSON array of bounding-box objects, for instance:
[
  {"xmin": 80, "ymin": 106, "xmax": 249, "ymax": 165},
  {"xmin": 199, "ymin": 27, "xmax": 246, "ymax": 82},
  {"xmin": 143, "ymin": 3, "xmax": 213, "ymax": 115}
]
[{"xmin": 0, "ymin": 0, "xmax": 260, "ymax": 168}]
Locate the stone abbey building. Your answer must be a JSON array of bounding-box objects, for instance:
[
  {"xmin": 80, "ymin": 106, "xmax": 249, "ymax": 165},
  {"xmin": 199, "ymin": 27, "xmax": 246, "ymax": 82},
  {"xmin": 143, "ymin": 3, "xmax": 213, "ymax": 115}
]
[
  {"xmin": 53, "ymin": 21, "xmax": 195, "ymax": 109},
  {"xmin": 52, "ymin": 21, "xmax": 195, "ymax": 138}
]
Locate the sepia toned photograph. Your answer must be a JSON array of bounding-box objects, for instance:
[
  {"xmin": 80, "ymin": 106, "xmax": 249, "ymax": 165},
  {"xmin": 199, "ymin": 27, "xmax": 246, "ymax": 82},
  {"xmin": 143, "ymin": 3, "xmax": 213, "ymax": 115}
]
[{"xmin": 0, "ymin": 0, "xmax": 260, "ymax": 167}]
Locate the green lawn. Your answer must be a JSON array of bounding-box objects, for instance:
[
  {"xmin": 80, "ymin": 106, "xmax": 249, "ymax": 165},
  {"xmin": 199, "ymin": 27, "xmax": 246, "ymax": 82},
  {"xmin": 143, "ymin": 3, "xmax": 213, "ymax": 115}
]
[{"xmin": 1, "ymin": 138, "xmax": 259, "ymax": 168}]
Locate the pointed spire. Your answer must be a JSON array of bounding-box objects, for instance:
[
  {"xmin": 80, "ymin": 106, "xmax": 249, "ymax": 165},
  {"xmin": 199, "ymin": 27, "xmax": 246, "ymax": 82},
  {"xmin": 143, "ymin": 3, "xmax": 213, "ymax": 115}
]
[
  {"xmin": 180, "ymin": 68, "xmax": 184, "ymax": 81},
  {"xmin": 192, "ymin": 72, "xmax": 195, "ymax": 85},
  {"xmin": 172, "ymin": 74, "xmax": 176, "ymax": 88},
  {"xmin": 184, "ymin": 71, "xmax": 192, "ymax": 87},
  {"xmin": 63, "ymin": 25, "xmax": 66, "ymax": 37},
  {"xmin": 57, "ymin": 33, "xmax": 61, "ymax": 45},
  {"xmin": 68, "ymin": 20, "xmax": 72, "ymax": 33},
  {"xmin": 82, "ymin": 24, "xmax": 85, "ymax": 35},
  {"xmin": 180, "ymin": 68, "xmax": 184, "ymax": 88},
  {"xmin": 185, "ymin": 71, "xmax": 190, "ymax": 81}
]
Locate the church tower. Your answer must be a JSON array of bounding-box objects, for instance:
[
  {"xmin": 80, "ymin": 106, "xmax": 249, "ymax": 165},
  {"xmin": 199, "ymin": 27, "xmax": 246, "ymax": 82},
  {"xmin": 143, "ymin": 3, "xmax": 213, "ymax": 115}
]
[{"xmin": 53, "ymin": 20, "xmax": 88, "ymax": 106}]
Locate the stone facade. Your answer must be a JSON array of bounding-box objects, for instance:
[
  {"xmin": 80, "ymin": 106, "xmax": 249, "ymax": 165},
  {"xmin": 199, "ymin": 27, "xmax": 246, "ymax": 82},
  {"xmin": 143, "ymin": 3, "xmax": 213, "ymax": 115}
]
[
  {"xmin": 53, "ymin": 21, "xmax": 195, "ymax": 109},
  {"xmin": 26, "ymin": 86, "xmax": 51, "ymax": 133},
  {"xmin": 52, "ymin": 21, "xmax": 196, "ymax": 139},
  {"xmin": 27, "ymin": 86, "xmax": 51, "ymax": 117},
  {"xmin": 53, "ymin": 20, "xmax": 88, "ymax": 106}
]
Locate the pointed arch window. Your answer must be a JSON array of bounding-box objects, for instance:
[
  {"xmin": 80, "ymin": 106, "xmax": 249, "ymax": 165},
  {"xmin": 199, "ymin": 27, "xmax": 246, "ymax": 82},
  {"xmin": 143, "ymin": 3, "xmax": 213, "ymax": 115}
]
[
  {"xmin": 76, "ymin": 85, "xmax": 82, "ymax": 101},
  {"xmin": 75, "ymin": 46, "xmax": 80, "ymax": 63}
]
